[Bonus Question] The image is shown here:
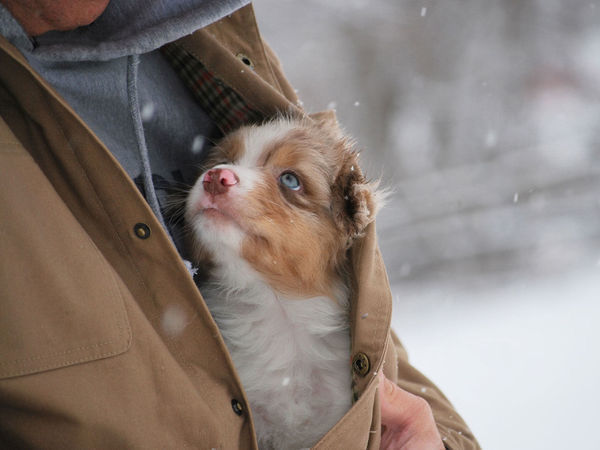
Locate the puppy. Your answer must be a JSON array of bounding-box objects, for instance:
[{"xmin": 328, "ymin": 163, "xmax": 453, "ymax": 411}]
[{"xmin": 185, "ymin": 115, "xmax": 380, "ymax": 449}]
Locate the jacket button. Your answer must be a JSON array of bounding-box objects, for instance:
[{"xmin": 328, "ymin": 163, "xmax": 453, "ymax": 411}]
[
  {"xmin": 134, "ymin": 223, "xmax": 151, "ymax": 239},
  {"xmin": 352, "ymin": 352, "xmax": 370, "ymax": 377},
  {"xmin": 231, "ymin": 399, "xmax": 244, "ymax": 416}
]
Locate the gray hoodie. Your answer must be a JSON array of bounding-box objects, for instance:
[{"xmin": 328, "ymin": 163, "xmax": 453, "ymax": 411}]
[{"xmin": 0, "ymin": 0, "xmax": 249, "ymax": 252}]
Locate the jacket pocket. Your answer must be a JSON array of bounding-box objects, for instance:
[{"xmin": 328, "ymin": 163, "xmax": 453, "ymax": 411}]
[{"xmin": 0, "ymin": 141, "xmax": 132, "ymax": 379}]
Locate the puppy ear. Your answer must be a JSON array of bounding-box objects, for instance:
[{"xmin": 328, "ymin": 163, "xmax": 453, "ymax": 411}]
[
  {"xmin": 309, "ymin": 109, "xmax": 338, "ymax": 127},
  {"xmin": 309, "ymin": 110, "xmax": 344, "ymax": 139},
  {"xmin": 332, "ymin": 153, "xmax": 382, "ymax": 246}
]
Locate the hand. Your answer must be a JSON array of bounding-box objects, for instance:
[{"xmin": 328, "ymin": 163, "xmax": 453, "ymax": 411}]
[{"xmin": 378, "ymin": 372, "xmax": 445, "ymax": 450}]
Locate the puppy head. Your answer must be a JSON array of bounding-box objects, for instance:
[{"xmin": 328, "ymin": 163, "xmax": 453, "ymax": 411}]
[{"xmin": 185, "ymin": 116, "xmax": 380, "ymax": 297}]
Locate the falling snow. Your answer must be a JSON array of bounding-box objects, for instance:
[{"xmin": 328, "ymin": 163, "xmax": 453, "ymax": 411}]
[
  {"xmin": 140, "ymin": 101, "xmax": 155, "ymax": 122},
  {"xmin": 161, "ymin": 304, "xmax": 189, "ymax": 337},
  {"xmin": 184, "ymin": 259, "xmax": 198, "ymax": 277},
  {"xmin": 421, "ymin": 7, "xmax": 427, "ymax": 17},
  {"xmin": 191, "ymin": 135, "xmax": 205, "ymax": 154},
  {"xmin": 485, "ymin": 130, "xmax": 497, "ymax": 148}
]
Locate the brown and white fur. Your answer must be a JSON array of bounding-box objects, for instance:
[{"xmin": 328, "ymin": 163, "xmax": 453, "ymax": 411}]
[{"xmin": 185, "ymin": 115, "xmax": 380, "ymax": 449}]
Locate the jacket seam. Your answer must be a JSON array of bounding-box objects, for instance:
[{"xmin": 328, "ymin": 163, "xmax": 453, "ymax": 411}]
[
  {"xmin": 245, "ymin": 4, "xmax": 285, "ymax": 95},
  {"xmin": 0, "ymin": 339, "xmax": 123, "ymax": 367},
  {"xmin": 0, "ymin": 349, "xmax": 129, "ymax": 379},
  {"xmin": 372, "ymin": 247, "xmax": 391, "ymax": 382}
]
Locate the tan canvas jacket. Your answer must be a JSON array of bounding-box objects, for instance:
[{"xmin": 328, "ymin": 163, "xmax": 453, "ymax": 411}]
[{"xmin": 0, "ymin": 5, "xmax": 479, "ymax": 449}]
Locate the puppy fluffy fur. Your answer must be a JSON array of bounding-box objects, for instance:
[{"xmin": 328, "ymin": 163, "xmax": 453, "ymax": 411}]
[{"xmin": 185, "ymin": 115, "xmax": 381, "ymax": 449}]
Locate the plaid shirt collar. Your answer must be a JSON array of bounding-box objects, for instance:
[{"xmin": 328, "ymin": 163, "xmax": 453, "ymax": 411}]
[{"xmin": 162, "ymin": 43, "xmax": 264, "ymax": 134}]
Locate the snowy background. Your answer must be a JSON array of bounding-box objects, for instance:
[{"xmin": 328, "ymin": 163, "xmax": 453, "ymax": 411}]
[{"xmin": 253, "ymin": 1, "xmax": 600, "ymax": 448}]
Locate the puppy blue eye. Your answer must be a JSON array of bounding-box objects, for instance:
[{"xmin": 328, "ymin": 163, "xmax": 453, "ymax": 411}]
[{"xmin": 279, "ymin": 172, "xmax": 301, "ymax": 191}]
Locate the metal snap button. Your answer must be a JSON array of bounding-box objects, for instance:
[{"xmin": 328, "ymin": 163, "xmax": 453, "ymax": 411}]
[
  {"xmin": 235, "ymin": 53, "xmax": 254, "ymax": 69},
  {"xmin": 231, "ymin": 399, "xmax": 244, "ymax": 416},
  {"xmin": 133, "ymin": 223, "xmax": 151, "ymax": 239},
  {"xmin": 352, "ymin": 352, "xmax": 370, "ymax": 377}
]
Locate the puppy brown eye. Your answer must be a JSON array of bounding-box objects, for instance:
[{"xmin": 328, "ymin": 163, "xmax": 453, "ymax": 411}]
[{"xmin": 279, "ymin": 171, "xmax": 301, "ymax": 191}]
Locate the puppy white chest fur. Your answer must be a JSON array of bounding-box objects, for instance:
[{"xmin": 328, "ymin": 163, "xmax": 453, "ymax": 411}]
[{"xmin": 202, "ymin": 265, "xmax": 351, "ymax": 449}]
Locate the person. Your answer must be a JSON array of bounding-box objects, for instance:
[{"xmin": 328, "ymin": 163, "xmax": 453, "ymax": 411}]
[{"xmin": 0, "ymin": 1, "xmax": 480, "ymax": 448}]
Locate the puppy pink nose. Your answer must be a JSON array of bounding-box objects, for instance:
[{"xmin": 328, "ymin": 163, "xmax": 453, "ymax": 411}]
[{"xmin": 202, "ymin": 168, "xmax": 239, "ymax": 195}]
